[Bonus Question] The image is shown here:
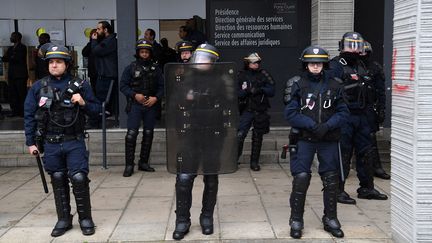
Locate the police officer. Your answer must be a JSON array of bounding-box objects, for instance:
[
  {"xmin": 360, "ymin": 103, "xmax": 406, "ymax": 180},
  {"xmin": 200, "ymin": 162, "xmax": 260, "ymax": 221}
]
[
  {"xmin": 285, "ymin": 46, "xmax": 349, "ymax": 239},
  {"xmin": 329, "ymin": 32, "xmax": 388, "ymax": 204},
  {"xmin": 24, "ymin": 45, "xmax": 101, "ymax": 237},
  {"xmin": 175, "ymin": 40, "xmax": 194, "ymax": 63},
  {"xmin": 172, "ymin": 44, "xmax": 221, "ymax": 240},
  {"xmin": 360, "ymin": 41, "xmax": 390, "ymax": 180},
  {"xmin": 237, "ymin": 52, "xmax": 275, "ymax": 171},
  {"xmin": 120, "ymin": 39, "xmax": 164, "ymax": 177}
]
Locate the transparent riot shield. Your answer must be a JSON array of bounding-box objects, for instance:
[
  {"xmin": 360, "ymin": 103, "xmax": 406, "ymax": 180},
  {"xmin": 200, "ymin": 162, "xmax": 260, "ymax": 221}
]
[{"xmin": 165, "ymin": 62, "xmax": 239, "ymax": 175}]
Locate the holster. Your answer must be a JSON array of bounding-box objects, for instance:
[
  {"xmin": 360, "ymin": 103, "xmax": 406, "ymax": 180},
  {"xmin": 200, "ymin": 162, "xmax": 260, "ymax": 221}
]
[
  {"xmin": 289, "ymin": 128, "xmax": 300, "ymax": 154},
  {"xmin": 125, "ymin": 98, "xmax": 132, "ymax": 113}
]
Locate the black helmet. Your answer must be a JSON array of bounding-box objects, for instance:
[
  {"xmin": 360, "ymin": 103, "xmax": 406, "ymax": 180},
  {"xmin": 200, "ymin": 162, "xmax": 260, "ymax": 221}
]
[
  {"xmin": 300, "ymin": 46, "xmax": 329, "ymax": 63},
  {"xmin": 176, "ymin": 40, "xmax": 194, "ymax": 53},
  {"xmin": 44, "ymin": 45, "xmax": 72, "ymax": 62},
  {"xmin": 136, "ymin": 39, "xmax": 153, "ymax": 51},
  {"xmin": 243, "ymin": 52, "xmax": 262, "ymax": 64},
  {"xmin": 190, "ymin": 43, "xmax": 219, "ymax": 63},
  {"xmin": 339, "ymin": 32, "xmax": 364, "ymax": 53}
]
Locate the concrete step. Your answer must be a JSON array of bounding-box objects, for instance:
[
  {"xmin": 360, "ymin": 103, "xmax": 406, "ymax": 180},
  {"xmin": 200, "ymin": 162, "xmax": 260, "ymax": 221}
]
[{"xmin": 0, "ymin": 128, "xmax": 391, "ymax": 167}]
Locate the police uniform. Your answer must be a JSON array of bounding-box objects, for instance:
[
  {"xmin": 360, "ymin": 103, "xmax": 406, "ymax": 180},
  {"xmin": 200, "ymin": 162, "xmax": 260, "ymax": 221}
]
[
  {"xmin": 329, "ymin": 32, "xmax": 388, "ymax": 204},
  {"xmin": 176, "ymin": 40, "xmax": 194, "ymax": 63},
  {"xmin": 120, "ymin": 40, "xmax": 164, "ymax": 177},
  {"xmin": 361, "ymin": 42, "xmax": 390, "ymax": 180},
  {"xmin": 172, "ymin": 44, "xmax": 222, "ymax": 240},
  {"xmin": 284, "ymin": 46, "xmax": 349, "ymax": 239},
  {"xmin": 24, "ymin": 45, "xmax": 101, "ymax": 237},
  {"xmin": 237, "ymin": 53, "xmax": 275, "ymax": 171}
]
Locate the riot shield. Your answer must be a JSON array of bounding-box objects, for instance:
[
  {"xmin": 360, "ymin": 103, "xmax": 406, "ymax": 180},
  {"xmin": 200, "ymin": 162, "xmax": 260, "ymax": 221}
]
[{"xmin": 165, "ymin": 62, "xmax": 239, "ymax": 175}]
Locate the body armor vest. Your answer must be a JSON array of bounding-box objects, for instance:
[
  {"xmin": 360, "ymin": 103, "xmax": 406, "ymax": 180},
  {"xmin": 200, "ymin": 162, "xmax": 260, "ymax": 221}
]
[
  {"xmin": 35, "ymin": 77, "xmax": 86, "ymax": 136},
  {"xmin": 297, "ymin": 76, "xmax": 341, "ymax": 141},
  {"xmin": 336, "ymin": 57, "xmax": 375, "ymax": 111},
  {"xmin": 130, "ymin": 61, "xmax": 159, "ymax": 97}
]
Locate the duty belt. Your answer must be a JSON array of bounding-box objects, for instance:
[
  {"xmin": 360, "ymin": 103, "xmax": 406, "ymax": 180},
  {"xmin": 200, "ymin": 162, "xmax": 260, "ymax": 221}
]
[{"xmin": 45, "ymin": 134, "xmax": 83, "ymax": 143}]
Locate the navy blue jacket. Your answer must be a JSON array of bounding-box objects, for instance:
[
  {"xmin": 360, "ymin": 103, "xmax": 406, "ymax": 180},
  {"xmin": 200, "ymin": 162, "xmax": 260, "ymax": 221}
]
[
  {"xmin": 91, "ymin": 34, "xmax": 118, "ymax": 78},
  {"xmin": 119, "ymin": 60, "xmax": 164, "ymax": 100},
  {"xmin": 284, "ymin": 71, "xmax": 349, "ymax": 132},
  {"xmin": 24, "ymin": 74, "xmax": 101, "ymax": 146}
]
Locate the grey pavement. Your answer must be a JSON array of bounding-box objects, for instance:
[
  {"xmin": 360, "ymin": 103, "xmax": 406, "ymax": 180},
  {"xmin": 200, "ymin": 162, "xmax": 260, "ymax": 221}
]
[{"xmin": 0, "ymin": 164, "xmax": 392, "ymax": 243}]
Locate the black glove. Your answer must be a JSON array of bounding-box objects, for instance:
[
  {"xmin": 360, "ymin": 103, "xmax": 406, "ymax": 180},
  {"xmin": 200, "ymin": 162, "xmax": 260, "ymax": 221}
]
[
  {"xmin": 377, "ymin": 109, "xmax": 385, "ymax": 124},
  {"xmin": 313, "ymin": 123, "xmax": 329, "ymax": 139},
  {"xmin": 250, "ymin": 87, "xmax": 263, "ymax": 95}
]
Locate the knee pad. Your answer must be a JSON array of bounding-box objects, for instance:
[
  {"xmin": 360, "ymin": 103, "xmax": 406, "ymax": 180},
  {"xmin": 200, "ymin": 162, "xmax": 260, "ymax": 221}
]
[
  {"xmin": 70, "ymin": 172, "xmax": 89, "ymax": 187},
  {"xmin": 321, "ymin": 171, "xmax": 339, "ymax": 188},
  {"xmin": 143, "ymin": 129, "xmax": 153, "ymax": 137},
  {"xmin": 203, "ymin": 175, "xmax": 218, "ymax": 188},
  {"xmin": 51, "ymin": 171, "xmax": 68, "ymax": 187},
  {"xmin": 237, "ymin": 130, "xmax": 247, "ymax": 141},
  {"xmin": 292, "ymin": 172, "xmax": 311, "ymax": 192},
  {"xmin": 126, "ymin": 129, "xmax": 138, "ymax": 143},
  {"xmin": 177, "ymin": 173, "xmax": 196, "ymax": 186}
]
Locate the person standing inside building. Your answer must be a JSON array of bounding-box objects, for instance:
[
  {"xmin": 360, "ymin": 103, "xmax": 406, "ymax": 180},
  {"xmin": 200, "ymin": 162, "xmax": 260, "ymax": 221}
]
[
  {"xmin": 120, "ymin": 40, "xmax": 164, "ymax": 177},
  {"xmin": 24, "ymin": 45, "xmax": 101, "ymax": 237},
  {"xmin": 91, "ymin": 21, "xmax": 118, "ymax": 123},
  {"xmin": 1, "ymin": 32, "xmax": 28, "ymax": 117},
  {"xmin": 34, "ymin": 33, "xmax": 51, "ymax": 80},
  {"xmin": 143, "ymin": 28, "xmax": 162, "ymax": 62},
  {"xmin": 158, "ymin": 38, "xmax": 177, "ymax": 70},
  {"xmin": 284, "ymin": 46, "xmax": 349, "ymax": 239},
  {"xmin": 237, "ymin": 52, "xmax": 275, "ymax": 171},
  {"xmin": 360, "ymin": 41, "xmax": 390, "ymax": 180},
  {"xmin": 329, "ymin": 32, "xmax": 388, "ymax": 204},
  {"xmin": 82, "ymin": 28, "xmax": 98, "ymax": 94}
]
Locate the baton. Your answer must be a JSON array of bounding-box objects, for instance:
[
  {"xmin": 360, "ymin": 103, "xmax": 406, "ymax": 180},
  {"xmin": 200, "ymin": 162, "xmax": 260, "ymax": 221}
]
[
  {"xmin": 32, "ymin": 150, "xmax": 49, "ymax": 194},
  {"xmin": 337, "ymin": 142, "xmax": 345, "ymax": 182}
]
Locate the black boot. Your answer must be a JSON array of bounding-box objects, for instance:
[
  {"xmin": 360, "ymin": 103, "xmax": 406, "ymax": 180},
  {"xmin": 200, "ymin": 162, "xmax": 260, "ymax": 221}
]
[
  {"xmin": 71, "ymin": 173, "xmax": 95, "ymax": 236},
  {"xmin": 138, "ymin": 129, "xmax": 155, "ymax": 172},
  {"xmin": 124, "ymin": 129, "xmax": 138, "ymax": 177},
  {"xmin": 200, "ymin": 175, "xmax": 218, "ymax": 235},
  {"xmin": 289, "ymin": 172, "xmax": 311, "ymax": 239},
  {"xmin": 50, "ymin": 172, "xmax": 73, "ymax": 237},
  {"xmin": 250, "ymin": 131, "xmax": 263, "ymax": 171},
  {"xmin": 321, "ymin": 171, "xmax": 344, "ymax": 238},
  {"xmin": 173, "ymin": 174, "xmax": 194, "ymax": 240},
  {"xmin": 337, "ymin": 181, "xmax": 356, "ymax": 205},
  {"xmin": 237, "ymin": 131, "xmax": 246, "ymax": 164},
  {"xmin": 357, "ymin": 187, "xmax": 388, "ymax": 200}
]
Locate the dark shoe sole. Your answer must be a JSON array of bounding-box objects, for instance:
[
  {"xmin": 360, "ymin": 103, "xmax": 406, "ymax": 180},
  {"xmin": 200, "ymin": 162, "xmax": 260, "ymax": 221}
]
[
  {"xmin": 173, "ymin": 228, "xmax": 189, "ymax": 240},
  {"xmin": 324, "ymin": 225, "xmax": 344, "ymax": 238},
  {"xmin": 358, "ymin": 195, "xmax": 388, "ymax": 200},
  {"xmin": 51, "ymin": 225, "xmax": 73, "ymax": 237}
]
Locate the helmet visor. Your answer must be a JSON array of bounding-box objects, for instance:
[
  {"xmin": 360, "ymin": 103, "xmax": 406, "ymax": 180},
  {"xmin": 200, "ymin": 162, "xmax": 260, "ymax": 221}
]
[
  {"xmin": 190, "ymin": 50, "xmax": 218, "ymax": 64},
  {"xmin": 342, "ymin": 39, "xmax": 364, "ymax": 53}
]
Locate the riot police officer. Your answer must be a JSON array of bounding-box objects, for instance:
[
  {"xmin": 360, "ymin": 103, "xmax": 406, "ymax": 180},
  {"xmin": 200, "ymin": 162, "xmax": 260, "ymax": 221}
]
[
  {"xmin": 175, "ymin": 40, "xmax": 194, "ymax": 63},
  {"xmin": 360, "ymin": 41, "xmax": 390, "ymax": 180},
  {"xmin": 24, "ymin": 45, "xmax": 101, "ymax": 237},
  {"xmin": 329, "ymin": 32, "xmax": 388, "ymax": 204},
  {"xmin": 237, "ymin": 52, "xmax": 275, "ymax": 171},
  {"xmin": 120, "ymin": 39, "xmax": 164, "ymax": 177},
  {"xmin": 284, "ymin": 46, "xmax": 349, "ymax": 239},
  {"xmin": 170, "ymin": 44, "xmax": 227, "ymax": 240}
]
